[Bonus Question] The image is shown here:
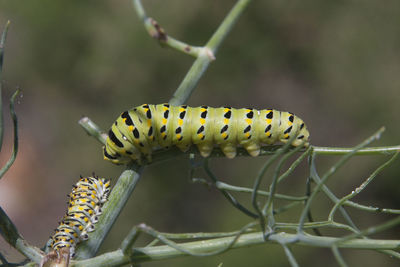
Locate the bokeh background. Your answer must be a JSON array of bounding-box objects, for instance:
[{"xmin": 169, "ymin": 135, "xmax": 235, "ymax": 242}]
[{"xmin": 0, "ymin": 0, "xmax": 399, "ymax": 266}]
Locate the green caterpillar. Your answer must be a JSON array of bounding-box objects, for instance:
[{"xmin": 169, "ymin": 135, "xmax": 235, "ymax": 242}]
[{"xmin": 104, "ymin": 104, "xmax": 310, "ymax": 165}]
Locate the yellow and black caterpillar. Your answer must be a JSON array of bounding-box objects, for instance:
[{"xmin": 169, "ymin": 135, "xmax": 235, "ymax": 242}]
[
  {"xmin": 104, "ymin": 104, "xmax": 310, "ymax": 165},
  {"xmin": 50, "ymin": 176, "xmax": 110, "ymax": 257}
]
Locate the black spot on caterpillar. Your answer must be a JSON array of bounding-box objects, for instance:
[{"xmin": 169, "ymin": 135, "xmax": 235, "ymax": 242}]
[
  {"xmin": 50, "ymin": 176, "xmax": 110, "ymax": 258},
  {"xmin": 104, "ymin": 104, "xmax": 310, "ymax": 165}
]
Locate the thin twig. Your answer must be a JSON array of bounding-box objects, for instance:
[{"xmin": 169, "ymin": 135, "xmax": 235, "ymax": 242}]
[
  {"xmin": 312, "ymin": 145, "xmax": 400, "ymax": 155},
  {"xmin": 332, "ymin": 246, "xmax": 348, "ymax": 267},
  {"xmin": 328, "ymin": 151, "xmax": 399, "ymax": 221},
  {"xmin": 281, "ymin": 244, "xmax": 299, "ymax": 267},
  {"xmin": 0, "ymin": 89, "xmax": 20, "ymax": 180},
  {"xmin": 132, "ymin": 0, "xmax": 203, "ymax": 58},
  {"xmin": 78, "ymin": 116, "xmax": 107, "ymax": 145},
  {"xmin": 251, "ymin": 133, "xmax": 301, "ymax": 234},
  {"xmin": 214, "ymin": 181, "xmax": 307, "ymax": 201},
  {"xmin": 0, "ymin": 20, "xmax": 10, "ymax": 151},
  {"xmin": 297, "ymin": 127, "xmax": 385, "ymax": 233},
  {"xmin": 203, "ymin": 158, "xmax": 258, "ymax": 218},
  {"xmin": 262, "ymin": 142, "xmax": 308, "ymax": 216}
]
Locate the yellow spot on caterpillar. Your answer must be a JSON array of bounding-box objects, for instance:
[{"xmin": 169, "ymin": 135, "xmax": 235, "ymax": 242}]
[
  {"xmin": 224, "ymin": 108, "xmax": 230, "ymax": 113},
  {"xmin": 129, "ymin": 125, "xmax": 134, "ymax": 131},
  {"xmin": 245, "ymin": 132, "xmax": 250, "ymax": 138},
  {"xmin": 176, "ymin": 134, "xmax": 182, "ymax": 139},
  {"xmin": 266, "ymin": 119, "xmax": 272, "ymax": 124},
  {"xmin": 265, "ymin": 132, "xmax": 271, "ymax": 137},
  {"xmin": 287, "ymin": 121, "xmax": 293, "ymax": 126},
  {"xmin": 224, "ymin": 118, "xmax": 229, "ymax": 124},
  {"xmin": 200, "ymin": 108, "xmax": 207, "ymax": 112},
  {"xmin": 179, "ymin": 107, "xmax": 185, "ymax": 112},
  {"xmin": 245, "ymin": 118, "xmax": 252, "ymax": 125},
  {"xmin": 284, "ymin": 133, "xmax": 289, "ymax": 138},
  {"xmin": 147, "ymin": 119, "xmax": 152, "ymax": 126},
  {"xmin": 198, "ymin": 133, "xmax": 204, "ymax": 139},
  {"xmin": 178, "ymin": 119, "xmax": 183, "ymax": 126},
  {"xmin": 162, "ymin": 118, "xmax": 167, "ymax": 124},
  {"xmin": 221, "ymin": 132, "xmax": 228, "ymax": 139},
  {"xmin": 200, "ymin": 118, "xmax": 206, "ymax": 124},
  {"xmin": 163, "ymin": 106, "xmax": 169, "ymax": 111},
  {"xmin": 161, "ymin": 132, "xmax": 166, "ymax": 138}
]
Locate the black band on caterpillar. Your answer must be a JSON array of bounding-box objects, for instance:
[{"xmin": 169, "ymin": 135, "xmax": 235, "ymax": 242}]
[
  {"xmin": 103, "ymin": 104, "xmax": 310, "ymax": 165},
  {"xmin": 50, "ymin": 176, "xmax": 111, "ymax": 258}
]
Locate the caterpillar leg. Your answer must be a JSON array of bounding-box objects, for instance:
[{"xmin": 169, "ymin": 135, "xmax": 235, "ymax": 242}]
[
  {"xmin": 243, "ymin": 142, "xmax": 261, "ymax": 157},
  {"xmin": 196, "ymin": 142, "xmax": 214, "ymax": 157},
  {"xmin": 220, "ymin": 143, "xmax": 237, "ymax": 159}
]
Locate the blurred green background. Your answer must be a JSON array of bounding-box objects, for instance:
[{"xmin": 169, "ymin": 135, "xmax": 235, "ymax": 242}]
[{"xmin": 0, "ymin": 0, "xmax": 399, "ymax": 266}]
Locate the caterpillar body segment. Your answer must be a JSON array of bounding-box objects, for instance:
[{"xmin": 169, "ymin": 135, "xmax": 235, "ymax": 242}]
[
  {"xmin": 104, "ymin": 104, "xmax": 310, "ymax": 165},
  {"xmin": 50, "ymin": 176, "xmax": 110, "ymax": 258}
]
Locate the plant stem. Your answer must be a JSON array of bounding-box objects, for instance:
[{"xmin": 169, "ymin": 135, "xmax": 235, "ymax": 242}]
[
  {"xmin": 72, "ymin": 231, "xmax": 400, "ymax": 267},
  {"xmin": 74, "ymin": 166, "xmax": 144, "ymax": 259},
  {"xmin": 312, "ymin": 145, "xmax": 400, "ymax": 155},
  {"xmin": 0, "ymin": 20, "xmax": 10, "ymax": 151},
  {"xmin": 0, "ymin": 207, "xmax": 44, "ymax": 264},
  {"xmin": 169, "ymin": 0, "xmax": 252, "ymax": 105},
  {"xmin": 0, "ymin": 89, "xmax": 20, "ymax": 180}
]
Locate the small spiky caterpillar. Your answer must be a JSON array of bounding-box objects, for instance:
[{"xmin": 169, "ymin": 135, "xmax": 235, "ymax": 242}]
[
  {"xmin": 50, "ymin": 176, "xmax": 110, "ymax": 258},
  {"xmin": 104, "ymin": 104, "xmax": 310, "ymax": 165}
]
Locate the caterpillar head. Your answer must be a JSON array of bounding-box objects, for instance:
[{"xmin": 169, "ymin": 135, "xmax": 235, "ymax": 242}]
[
  {"xmin": 287, "ymin": 119, "xmax": 310, "ymax": 147},
  {"xmin": 103, "ymin": 144, "xmax": 141, "ymax": 165}
]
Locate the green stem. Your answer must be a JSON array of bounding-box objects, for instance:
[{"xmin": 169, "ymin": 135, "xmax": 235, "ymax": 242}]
[
  {"xmin": 335, "ymin": 216, "xmax": 400, "ymax": 244},
  {"xmin": 0, "ymin": 90, "xmax": 20, "ymax": 180},
  {"xmin": 131, "ymin": 0, "xmax": 203, "ymax": 58},
  {"xmin": 312, "ymin": 145, "xmax": 400, "ymax": 155},
  {"xmin": 72, "ymin": 231, "xmax": 400, "ymax": 267},
  {"xmin": 281, "ymin": 244, "xmax": 299, "ymax": 267},
  {"xmin": 297, "ymin": 128, "xmax": 385, "ymax": 232},
  {"xmin": 215, "ymin": 181, "xmax": 307, "ymax": 201},
  {"xmin": 328, "ymin": 152, "xmax": 399, "ymax": 221},
  {"xmin": 0, "ymin": 207, "xmax": 44, "ymax": 264},
  {"xmin": 204, "ymin": 159, "xmax": 258, "ymax": 218},
  {"xmin": 78, "ymin": 116, "xmax": 107, "ymax": 145},
  {"xmin": 343, "ymin": 200, "xmax": 400, "ymax": 214},
  {"xmin": 262, "ymin": 143, "xmax": 309, "ymax": 216},
  {"xmin": 169, "ymin": 0, "xmax": 252, "ymax": 105},
  {"xmin": 332, "ymin": 246, "xmax": 348, "ymax": 267},
  {"xmin": 74, "ymin": 166, "xmax": 144, "ymax": 259},
  {"xmin": 0, "ymin": 20, "xmax": 10, "ymax": 151}
]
